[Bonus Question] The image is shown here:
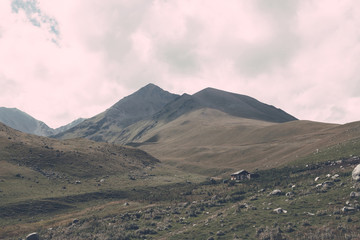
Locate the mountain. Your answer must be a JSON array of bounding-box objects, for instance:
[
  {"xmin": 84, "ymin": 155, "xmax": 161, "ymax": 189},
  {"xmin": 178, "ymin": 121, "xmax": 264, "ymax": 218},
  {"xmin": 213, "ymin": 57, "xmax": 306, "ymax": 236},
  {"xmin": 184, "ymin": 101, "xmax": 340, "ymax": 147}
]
[
  {"xmin": 0, "ymin": 107, "xmax": 54, "ymax": 136},
  {"xmin": 52, "ymin": 118, "xmax": 85, "ymax": 135},
  {"xmin": 151, "ymin": 87, "xmax": 297, "ymax": 123},
  {"xmin": 55, "ymin": 83, "xmax": 179, "ymax": 141},
  {"xmin": 56, "ymin": 84, "xmax": 296, "ymax": 142},
  {"xmin": 0, "ymin": 107, "xmax": 85, "ymax": 136}
]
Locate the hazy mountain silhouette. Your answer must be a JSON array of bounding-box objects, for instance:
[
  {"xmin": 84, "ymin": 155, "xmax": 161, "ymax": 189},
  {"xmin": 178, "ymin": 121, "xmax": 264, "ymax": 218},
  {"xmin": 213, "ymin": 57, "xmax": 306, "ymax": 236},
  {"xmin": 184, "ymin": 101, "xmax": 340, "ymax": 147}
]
[{"xmin": 0, "ymin": 107, "xmax": 85, "ymax": 136}]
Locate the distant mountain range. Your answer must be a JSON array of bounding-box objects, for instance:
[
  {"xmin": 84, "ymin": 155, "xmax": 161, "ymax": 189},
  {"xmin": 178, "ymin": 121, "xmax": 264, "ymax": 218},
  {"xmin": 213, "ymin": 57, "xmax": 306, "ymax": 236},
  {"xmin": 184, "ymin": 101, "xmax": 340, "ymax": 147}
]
[
  {"xmin": 2, "ymin": 83, "xmax": 360, "ymax": 176},
  {"xmin": 0, "ymin": 107, "xmax": 84, "ymax": 136},
  {"xmin": 55, "ymin": 83, "xmax": 297, "ymax": 142}
]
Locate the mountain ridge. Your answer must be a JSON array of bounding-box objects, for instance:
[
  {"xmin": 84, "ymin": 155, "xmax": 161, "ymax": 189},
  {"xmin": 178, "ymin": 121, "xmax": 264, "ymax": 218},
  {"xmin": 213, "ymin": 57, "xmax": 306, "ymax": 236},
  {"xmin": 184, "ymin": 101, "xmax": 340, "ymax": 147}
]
[
  {"xmin": 55, "ymin": 84, "xmax": 297, "ymax": 143},
  {"xmin": 0, "ymin": 107, "xmax": 86, "ymax": 137}
]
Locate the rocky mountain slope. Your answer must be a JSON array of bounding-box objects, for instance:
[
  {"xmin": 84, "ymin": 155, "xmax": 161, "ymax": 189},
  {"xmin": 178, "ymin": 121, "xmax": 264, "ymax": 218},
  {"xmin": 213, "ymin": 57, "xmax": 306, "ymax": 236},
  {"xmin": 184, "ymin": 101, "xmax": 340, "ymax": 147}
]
[
  {"xmin": 55, "ymin": 83, "xmax": 179, "ymax": 141},
  {"xmin": 55, "ymin": 84, "xmax": 297, "ymax": 143},
  {"xmin": 0, "ymin": 107, "xmax": 84, "ymax": 136}
]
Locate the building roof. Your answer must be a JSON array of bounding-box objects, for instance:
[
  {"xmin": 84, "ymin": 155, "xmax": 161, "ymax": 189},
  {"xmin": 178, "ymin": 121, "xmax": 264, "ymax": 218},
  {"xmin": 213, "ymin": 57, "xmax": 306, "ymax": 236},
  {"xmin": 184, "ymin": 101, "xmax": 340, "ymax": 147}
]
[{"xmin": 231, "ymin": 169, "xmax": 249, "ymax": 175}]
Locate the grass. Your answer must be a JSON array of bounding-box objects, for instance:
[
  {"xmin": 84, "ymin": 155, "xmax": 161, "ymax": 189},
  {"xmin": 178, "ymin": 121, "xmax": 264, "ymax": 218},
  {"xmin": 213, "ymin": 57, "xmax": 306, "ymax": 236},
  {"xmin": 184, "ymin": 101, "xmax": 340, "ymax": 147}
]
[
  {"xmin": 3, "ymin": 118, "xmax": 360, "ymax": 239},
  {"xmin": 4, "ymin": 156, "xmax": 358, "ymax": 239}
]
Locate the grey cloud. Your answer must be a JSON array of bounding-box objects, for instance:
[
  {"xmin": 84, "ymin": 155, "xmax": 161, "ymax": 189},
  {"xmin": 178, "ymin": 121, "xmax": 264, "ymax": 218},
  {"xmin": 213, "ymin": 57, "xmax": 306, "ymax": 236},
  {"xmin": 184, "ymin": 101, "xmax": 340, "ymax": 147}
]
[
  {"xmin": 236, "ymin": 33, "xmax": 300, "ymax": 76},
  {"xmin": 156, "ymin": 17, "xmax": 202, "ymax": 75},
  {"xmin": 235, "ymin": 0, "xmax": 301, "ymax": 76},
  {"xmin": 256, "ymin": 0, "xmax": 299, "ymax": 24},
  {"xmin": 157, "ymin": 41, "xmax": 200, "ymax": 74},
  {"xmin": 85, "ymin": 0, "xmax": 153, "ymax": 63},
  {"xmin": 0, "ymin": 74, "xmax": 17, "ymax": 94}
]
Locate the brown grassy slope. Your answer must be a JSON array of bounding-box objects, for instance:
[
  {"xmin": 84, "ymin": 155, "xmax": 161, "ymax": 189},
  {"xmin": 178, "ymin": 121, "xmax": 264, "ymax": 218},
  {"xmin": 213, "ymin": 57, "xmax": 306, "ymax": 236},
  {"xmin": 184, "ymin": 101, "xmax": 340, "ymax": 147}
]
[
  {"xmin": 124, "ymin": 108, "xmax": 344, "ymax": 175},
  {"xmin": 0, "ymin": 122, "xmax": 159, "ymax": 178}
]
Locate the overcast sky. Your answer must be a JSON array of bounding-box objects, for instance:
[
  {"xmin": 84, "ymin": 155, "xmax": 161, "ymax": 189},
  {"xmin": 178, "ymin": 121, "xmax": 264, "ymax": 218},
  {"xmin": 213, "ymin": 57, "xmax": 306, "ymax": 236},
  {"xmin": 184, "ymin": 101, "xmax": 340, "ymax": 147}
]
[{"xmin": 1, "ymin": 0, "xmax": 360, "ymax": 128}]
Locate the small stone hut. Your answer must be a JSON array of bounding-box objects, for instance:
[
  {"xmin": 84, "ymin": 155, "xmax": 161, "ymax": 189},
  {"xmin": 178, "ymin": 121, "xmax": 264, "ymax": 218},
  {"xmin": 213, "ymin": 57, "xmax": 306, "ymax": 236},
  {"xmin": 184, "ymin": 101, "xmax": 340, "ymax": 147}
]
[{"xmin": 231, "ymin": 170, "xmax": 259, "ymax": 181}]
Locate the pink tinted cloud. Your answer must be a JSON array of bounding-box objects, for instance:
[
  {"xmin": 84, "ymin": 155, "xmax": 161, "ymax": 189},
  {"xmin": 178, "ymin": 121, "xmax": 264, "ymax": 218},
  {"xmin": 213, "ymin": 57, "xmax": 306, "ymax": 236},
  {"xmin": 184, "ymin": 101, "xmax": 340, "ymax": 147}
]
[{"xmin": 1, "ymin": 0, "xmax": 360, "ymax": 127}]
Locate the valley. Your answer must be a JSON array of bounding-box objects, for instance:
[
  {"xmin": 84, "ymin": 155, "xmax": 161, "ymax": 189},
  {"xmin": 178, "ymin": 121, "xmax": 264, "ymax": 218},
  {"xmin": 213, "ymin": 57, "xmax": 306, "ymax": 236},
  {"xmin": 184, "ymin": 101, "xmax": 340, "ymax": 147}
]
[{"xmin": 1, "ymin": 84, "xmax": 360, "ymax": 239}]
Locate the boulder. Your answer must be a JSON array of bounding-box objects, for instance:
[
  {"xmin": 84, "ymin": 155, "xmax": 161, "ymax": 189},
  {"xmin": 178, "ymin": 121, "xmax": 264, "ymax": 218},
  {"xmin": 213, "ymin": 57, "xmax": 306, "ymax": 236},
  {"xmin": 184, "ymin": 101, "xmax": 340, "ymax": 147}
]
[
  {"xmin": 269, "ymin": 189, "xmax": 282, "ymax": 196},
  {"xmin": 26, "ymin": 232, "xmax": 39, "ymax": 240},
  {"xmin": 286, "ymin": 192, "xmax": 294, "ymax": 198},
  {"xmin": 342, "ymin": 207, "xmax": 356, "ymax": 213},
  {"xmin": 350, "ymin": 192, "xmax": 360, "ymax": 198},
  {"xmin": 352, "ymin": 164, "xmax": 360, "ymax": 181},
  {"xmin": 273, "ymin": 208, "xmax": 287, "ymax": 214}
]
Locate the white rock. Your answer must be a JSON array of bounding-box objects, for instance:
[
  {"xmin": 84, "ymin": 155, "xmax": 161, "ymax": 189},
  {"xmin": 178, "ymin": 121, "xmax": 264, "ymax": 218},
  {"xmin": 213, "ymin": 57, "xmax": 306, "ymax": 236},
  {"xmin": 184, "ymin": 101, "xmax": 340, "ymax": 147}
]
[
  {"xmin": 315, "ymin": 177, "xmax": 320, "ymax": 182},
  {"xmin": 350, "ymin": 191, "xmax": 360, "ymax": 198},
  {"xmin": 352, "ymin": 164, "xmax": 360, "ymax": 181},
  {"xmin": 332, "ymin": 174, "xmax": 339, "ymax": 179},
  {"xmin": 269, "ymin": 189, "xmax": 282, "ymax": 196},
  {"xmin": 273, "ymin": 208, "xmax": 287, "ymax": 214}
]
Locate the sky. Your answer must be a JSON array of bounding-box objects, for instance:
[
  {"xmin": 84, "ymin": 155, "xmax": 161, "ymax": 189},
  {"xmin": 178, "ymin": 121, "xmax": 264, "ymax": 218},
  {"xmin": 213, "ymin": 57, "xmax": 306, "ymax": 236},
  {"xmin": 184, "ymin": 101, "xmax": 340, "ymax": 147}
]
[{"xmin": 1, "ymin": 0, "xmax": 360, "ymax": 128}]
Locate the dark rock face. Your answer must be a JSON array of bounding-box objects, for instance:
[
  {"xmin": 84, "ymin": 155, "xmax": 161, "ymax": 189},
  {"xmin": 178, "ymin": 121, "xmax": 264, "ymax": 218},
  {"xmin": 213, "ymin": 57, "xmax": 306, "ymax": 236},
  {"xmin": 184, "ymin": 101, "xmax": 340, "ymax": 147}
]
[
  {"xmin": 105, "ymin": 83, "xmax": 179, "ymax": 128},
  {"xmin": 55, "ymin": 83, "xmax": 179, "ymax": 140},
  {"xmin": 192, "ymin": 88, "xmax": 297, "ymax": 123}
]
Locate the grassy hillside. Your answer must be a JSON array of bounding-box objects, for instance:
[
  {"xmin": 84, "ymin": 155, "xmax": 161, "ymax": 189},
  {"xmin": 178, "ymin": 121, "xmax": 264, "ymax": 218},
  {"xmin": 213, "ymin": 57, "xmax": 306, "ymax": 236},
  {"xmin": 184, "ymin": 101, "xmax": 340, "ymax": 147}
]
[
  {"xmin": 2, "ymin": 117, "xmax": 360, "ymax": 239},
  {"xmin": 3, "ymin": 139, "xmax": 360, "ymax": 239},
  {"xmin": 122, "ymin": 108, "xmax": 339, "ymax": 175}
]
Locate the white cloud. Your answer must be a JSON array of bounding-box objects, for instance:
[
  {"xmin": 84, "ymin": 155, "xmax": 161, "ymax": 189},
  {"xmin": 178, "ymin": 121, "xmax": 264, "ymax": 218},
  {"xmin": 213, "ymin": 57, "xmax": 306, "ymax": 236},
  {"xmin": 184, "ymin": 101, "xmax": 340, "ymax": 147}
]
[{"xmin": 1, "ymin": 0, "xmax": 360, "ymax": 127}]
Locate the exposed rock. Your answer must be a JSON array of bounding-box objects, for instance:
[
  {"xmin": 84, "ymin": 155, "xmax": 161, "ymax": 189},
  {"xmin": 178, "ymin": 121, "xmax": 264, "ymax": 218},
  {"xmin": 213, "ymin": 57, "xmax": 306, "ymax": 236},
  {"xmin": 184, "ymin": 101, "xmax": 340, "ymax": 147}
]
[
  {"xmin": 352, "ymin": 164, "xmax": 360, "ymax": 181},
  {"xmin": 273, "ymin": 208, "xmax": 287, "ymax": 214},
  {"xmin": 286, "ymin": 192, "xmax": 294, "ymax": 198},
  {"xmin": 350, "ymin": 192, "xmax": 360, "ymax": 198},
  {"xmin": 332, "ymin": 174, "xmax": 339, "ymax": 179},
  {"xmin": 314, "ymin": 177, "xmax": 320, "ymax": 182},
  {"xmin": 26, "ymin": 232, "xmax": 39, "ymax": 240},
  {"xmin": 269, "ymin": 189, "xmax": 282, "ymax": 196},
  {"xmin": 342, "ymin": 207, "xmax": 356, "ymax": 213}
]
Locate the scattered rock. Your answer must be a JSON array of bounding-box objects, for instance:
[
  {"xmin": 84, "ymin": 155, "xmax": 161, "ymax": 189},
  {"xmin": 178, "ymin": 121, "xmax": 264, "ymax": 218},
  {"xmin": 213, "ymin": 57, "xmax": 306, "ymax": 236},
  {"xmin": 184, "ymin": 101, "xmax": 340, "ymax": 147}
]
[
  {"xmin": 350, "ymin": 192, "xmax": 360, "ymax": 198},
  {"xmin": 342, "ymin": 206, "xmax": 356, "ymax": 213},
  {"xmin": 352, "ymin": 164, "xmax": 360, "ymax": 181},
  {"xmin": 315, "ymin": 177, "xmax": 320, "ymax": 182},
  {"xmin": 286, "ymin": 192, "xmax": 294, "ymax": 198},
  {"xmin": 273, "ymin": 208, "xmax": 287, "ymax": 214},
  {"xmin": 26, "ymin": 232, "xmax": 39, "ymax": 240},
  {"xmin": 269, "ymin": 189, "xmax": 283, "ymax": 196},
  {"xmin": 332, "ymin": 174, "xmax": 339, "ymax": 179}
]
